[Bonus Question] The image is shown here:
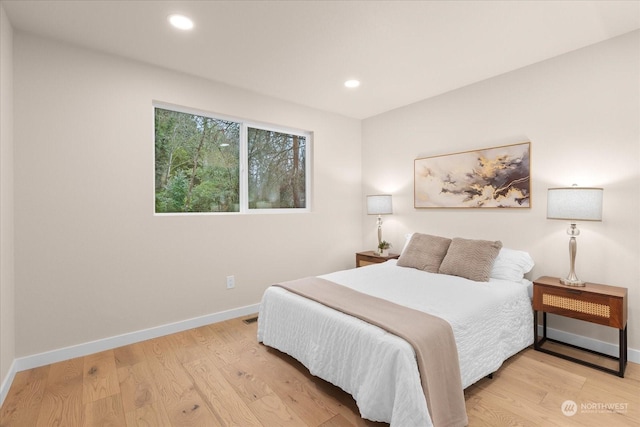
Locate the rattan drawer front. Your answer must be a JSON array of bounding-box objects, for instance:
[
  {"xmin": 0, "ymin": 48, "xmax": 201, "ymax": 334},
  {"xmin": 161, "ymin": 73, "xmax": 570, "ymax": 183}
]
[{"xmin": 542, "ymin": 293, "xmax": 610, "ymax": 319}]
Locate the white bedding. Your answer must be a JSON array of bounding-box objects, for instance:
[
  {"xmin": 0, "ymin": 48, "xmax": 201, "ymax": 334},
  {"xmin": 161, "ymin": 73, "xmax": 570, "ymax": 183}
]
[{"xmin": 257, "ymin": 260, "xmax": 533, "ymax": 427}]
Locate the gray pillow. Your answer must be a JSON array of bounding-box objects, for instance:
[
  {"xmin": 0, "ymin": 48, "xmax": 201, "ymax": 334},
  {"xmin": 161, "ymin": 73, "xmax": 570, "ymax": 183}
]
[
  {"xmin": 439, "ymin": 238, "xmax": 503, "ymax": 282},
  {"xmin": 397, "ymin": 233, "xmax": 452, "ymax": 273}
]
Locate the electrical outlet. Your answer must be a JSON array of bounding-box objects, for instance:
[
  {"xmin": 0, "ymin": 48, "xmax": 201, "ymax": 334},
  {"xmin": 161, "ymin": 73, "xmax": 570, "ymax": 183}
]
[{"xmin": 226, "ymin": 275, "xmax": 235, "ymax": 289}]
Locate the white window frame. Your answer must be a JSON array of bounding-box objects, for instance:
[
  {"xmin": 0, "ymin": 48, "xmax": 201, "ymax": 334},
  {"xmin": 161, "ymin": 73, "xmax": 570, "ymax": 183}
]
[{"xmin": 153, "ymin": 102, "xmax": 312, "ymax": 215}]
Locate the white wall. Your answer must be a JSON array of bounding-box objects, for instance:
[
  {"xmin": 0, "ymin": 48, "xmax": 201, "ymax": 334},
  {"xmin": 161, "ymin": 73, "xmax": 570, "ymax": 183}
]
[
  {"xmin": 362, "ymin": 31, "xmax": 640, "ymax": 354},
  {"xmin": 13, "ymin": 32, "xmax": 362, "ymax": 358},
  {"xmin": 0, "ymin": 2, "xmax": 16, "ymax": 399}
]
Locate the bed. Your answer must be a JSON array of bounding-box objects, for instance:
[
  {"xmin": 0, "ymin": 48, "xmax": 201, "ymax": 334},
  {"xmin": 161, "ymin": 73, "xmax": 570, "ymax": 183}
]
[{"xmin": 257, "ymin": 235, "xmax": 535, "ymax": 427}]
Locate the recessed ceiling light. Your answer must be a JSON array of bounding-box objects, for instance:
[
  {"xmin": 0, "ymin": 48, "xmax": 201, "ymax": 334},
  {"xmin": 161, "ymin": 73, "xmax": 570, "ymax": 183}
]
[
  {"xmin": 168, "ymin": 14, "xmax": 194, "ymax": 31},
  {"xmin": 344, "ymin": 79, "xmax": 361, "ymax": 88}
]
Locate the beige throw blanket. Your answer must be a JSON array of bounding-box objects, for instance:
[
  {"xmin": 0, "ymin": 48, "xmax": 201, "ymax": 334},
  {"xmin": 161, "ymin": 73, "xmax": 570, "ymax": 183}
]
[{"xmin": 275, "ymin": 277, "xmax": 468, "ymax": 427}]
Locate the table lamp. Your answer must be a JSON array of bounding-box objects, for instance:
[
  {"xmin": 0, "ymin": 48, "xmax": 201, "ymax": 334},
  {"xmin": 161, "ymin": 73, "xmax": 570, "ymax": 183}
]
[{"xmin": 547, "ymin": 186, "xmax": 603, "ymax": 286}]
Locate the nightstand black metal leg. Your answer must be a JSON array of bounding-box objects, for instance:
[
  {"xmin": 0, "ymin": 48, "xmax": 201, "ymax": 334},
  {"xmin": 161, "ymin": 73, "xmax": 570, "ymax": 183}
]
[{"xmin": 619, "ymin": 326, "xmax": 627, "ymax": 377}]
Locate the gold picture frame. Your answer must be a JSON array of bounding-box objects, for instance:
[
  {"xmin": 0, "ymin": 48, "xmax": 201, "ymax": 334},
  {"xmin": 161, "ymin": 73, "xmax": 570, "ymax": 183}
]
[{"xmin": 414, "ymin": 142, "xmax": 531, "ymax": 208}]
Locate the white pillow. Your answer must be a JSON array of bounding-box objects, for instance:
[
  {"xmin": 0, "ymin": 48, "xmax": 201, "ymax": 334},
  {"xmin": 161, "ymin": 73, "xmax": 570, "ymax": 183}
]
[{"xmin": 490, "ymin": 248, "xmax": 535, "ymax": 282}]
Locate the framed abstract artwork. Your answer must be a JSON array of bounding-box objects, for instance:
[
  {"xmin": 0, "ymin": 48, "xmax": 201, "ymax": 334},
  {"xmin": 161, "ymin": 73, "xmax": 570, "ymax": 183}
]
[{"xmin": 414, "ymin": 142, "xmax": 531, "ymax": 208}]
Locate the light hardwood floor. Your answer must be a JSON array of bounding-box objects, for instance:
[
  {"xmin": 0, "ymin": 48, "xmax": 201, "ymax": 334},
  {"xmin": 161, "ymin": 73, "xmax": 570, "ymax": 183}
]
[{"xmin": 1, "ymin": 316, "xmax": 638, "ymax": 426}]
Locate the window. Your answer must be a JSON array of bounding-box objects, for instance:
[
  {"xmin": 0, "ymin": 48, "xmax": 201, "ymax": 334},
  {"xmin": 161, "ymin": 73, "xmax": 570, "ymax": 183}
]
[
  {"xmin": 154, "ymin": 105, "xmax": 310, "ymax": 214},
  {"xmin": 154, "ymin": 107, "xmax": 241, "ymax": 212},
  {"xmin": 248, "ymin": 128, "xmax": 306, "ymax": 209}
]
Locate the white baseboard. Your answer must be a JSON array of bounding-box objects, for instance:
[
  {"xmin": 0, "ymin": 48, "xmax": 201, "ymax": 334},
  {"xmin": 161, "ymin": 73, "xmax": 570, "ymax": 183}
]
[
  {"xmin": 0, "ymin": 359, "xmax": 17, "ymax": 408},
  {"xmin": 0, "ymin": 303, "xmax": 260, "ymax": 406},
  {"xmin": 538, "ymin": 325, "xmax": 639, "ymax": 364}
]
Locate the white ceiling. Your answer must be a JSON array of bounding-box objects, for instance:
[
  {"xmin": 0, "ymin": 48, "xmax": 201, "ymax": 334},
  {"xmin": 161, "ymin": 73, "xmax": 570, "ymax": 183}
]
[{"xmin": 3, "ymin": 0, "xmax": 639, "ymax": 119}]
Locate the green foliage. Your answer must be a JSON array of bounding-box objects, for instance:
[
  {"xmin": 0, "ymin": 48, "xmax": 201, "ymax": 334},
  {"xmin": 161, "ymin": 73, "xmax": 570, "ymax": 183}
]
[
  {"xmin": 154, "ymin": 108, "xmax": 240, "ymax": 213},
  {"xmin": 190, "ymin": 177, "xmax": 239, "ymax": 212},
  {"xmin": 378, "ymin": 240, "xmax": 392, "ymax": 250},
  {"xmin": 155, "ymin": 170, "xmax": 189, "ymax": 212}
]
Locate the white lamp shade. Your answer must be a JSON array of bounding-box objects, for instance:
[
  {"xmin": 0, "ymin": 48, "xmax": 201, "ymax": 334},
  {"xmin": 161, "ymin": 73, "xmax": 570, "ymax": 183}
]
[
  {"xmin": 547, "ymin": 187, "xmax": 603, "ymax": 221},
  {"xmin": 367, "ymin": 195, "xmax": 393, "ymax": 215}
]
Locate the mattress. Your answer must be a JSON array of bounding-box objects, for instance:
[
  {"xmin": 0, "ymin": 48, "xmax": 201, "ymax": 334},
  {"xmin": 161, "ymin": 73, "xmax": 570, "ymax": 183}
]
[{"xmin": 257, "ymin": 260, "xmax": 533, "ymax": 426}]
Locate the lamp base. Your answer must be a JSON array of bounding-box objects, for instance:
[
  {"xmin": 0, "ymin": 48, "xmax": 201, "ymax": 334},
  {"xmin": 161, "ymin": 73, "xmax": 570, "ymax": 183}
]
[
  {"xmin": 562, "ymin": 234, "xmax": 585, "ymax": 287},
  {"xmin": 560, "ymin": 278, "xmax": 586, "ymax": 287}
]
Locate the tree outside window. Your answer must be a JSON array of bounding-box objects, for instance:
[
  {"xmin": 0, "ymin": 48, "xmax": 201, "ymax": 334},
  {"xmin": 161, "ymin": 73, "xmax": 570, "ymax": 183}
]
[
  {"xmin": 248, "ymin": 128, "xmax": 306, "ymax": 209},
  {"xmin": 154, "ymin": 106, "xmax": 310, "ymax": 214}
]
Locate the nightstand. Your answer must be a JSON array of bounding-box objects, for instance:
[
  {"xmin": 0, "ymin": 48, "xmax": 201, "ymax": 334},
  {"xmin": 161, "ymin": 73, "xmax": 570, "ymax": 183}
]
[
  {"xmin": 533, "ymin": 276, "xmax": 628, "ymax": 377},
  {"xmin": 355, "ymin": 251, "xmax": 400, "ymax": 268}
]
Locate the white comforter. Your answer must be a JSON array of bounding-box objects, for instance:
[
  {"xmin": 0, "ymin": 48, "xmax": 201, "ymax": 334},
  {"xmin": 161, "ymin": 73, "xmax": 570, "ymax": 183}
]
[{"xmin": 257, "ymin": 260, "xmax": 533, "ymax": 427}]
